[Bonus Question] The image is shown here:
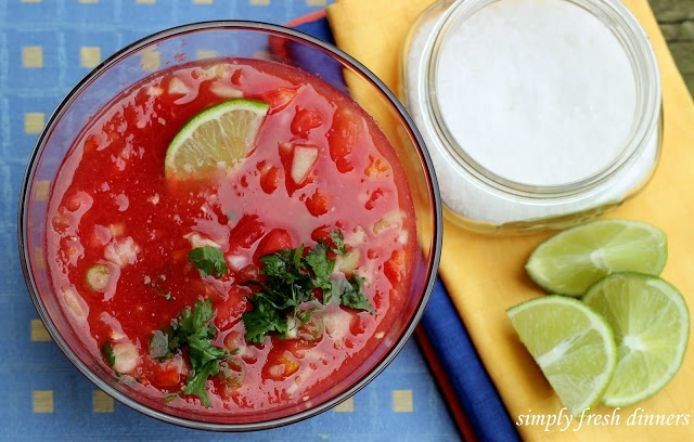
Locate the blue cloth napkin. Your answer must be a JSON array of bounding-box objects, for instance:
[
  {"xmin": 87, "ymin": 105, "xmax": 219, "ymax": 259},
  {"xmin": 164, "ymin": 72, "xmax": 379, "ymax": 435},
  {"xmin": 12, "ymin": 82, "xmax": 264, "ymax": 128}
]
[
  {"xmin": 423, "ymin": 280, "xmax": 519, "ymax": 441},
  {"xmin": 293, "ymin": 18, "xmax": 519, "ymax": 442}
]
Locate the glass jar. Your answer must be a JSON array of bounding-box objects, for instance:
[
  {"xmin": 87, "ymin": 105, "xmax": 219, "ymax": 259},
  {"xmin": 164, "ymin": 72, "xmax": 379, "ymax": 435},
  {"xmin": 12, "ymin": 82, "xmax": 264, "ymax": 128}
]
[{"xmin": 402, "ymin": 0, "xmax": 662, "ymax": 233}]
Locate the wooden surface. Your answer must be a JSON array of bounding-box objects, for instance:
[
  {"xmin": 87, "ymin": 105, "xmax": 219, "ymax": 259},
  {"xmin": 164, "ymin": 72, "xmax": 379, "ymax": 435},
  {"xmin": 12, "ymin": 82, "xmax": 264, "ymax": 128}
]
[{"xmin": 651, "ymin": 0, "xmax": 694, "ymax": 93}]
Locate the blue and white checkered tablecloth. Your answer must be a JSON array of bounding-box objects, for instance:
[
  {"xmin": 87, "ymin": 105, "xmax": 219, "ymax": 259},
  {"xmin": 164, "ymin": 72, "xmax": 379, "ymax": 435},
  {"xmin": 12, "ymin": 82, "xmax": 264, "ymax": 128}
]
[{"xmin": 0, "ymin": 1, "xmax": 458, "ymax": 440}]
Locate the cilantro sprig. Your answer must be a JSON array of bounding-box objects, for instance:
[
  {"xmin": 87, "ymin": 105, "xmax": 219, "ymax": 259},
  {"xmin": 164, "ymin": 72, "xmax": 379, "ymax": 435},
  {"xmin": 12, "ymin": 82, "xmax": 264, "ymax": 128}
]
[
  {"xmin": 335, "ymin": 274, "xmax": 375, "ymax": 313},
  {"xmin": 329, "ymin": 230, "xmax": 346, "ymax": 254},
  {"xmin": 149, "ymin": 299, "xmax": 227, "ymax": 407},
  {"xmin": 189, "ymin": 246, "xmax": 228, "ymax": 278},
  {"xmin": 242, "ymin": 230, "xmax": 374, "ymax": 345}
]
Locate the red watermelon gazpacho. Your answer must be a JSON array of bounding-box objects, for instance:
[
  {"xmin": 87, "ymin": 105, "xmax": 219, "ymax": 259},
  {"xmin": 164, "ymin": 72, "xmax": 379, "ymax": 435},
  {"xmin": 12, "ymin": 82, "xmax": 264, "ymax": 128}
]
[{"xmin": 45, "ymin": 59, "xmax": 416, "ymax": 414}]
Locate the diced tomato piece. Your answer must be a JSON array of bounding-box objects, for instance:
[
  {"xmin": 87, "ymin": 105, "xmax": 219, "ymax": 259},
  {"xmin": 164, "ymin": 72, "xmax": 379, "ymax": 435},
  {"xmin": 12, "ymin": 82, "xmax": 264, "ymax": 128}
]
[
  {"xmin": 210, "ymin": 205, "xmax": 229, "ymax": 225},
  {"xmin": 230, "ymin": 69, "xmax": 242, "ymax": 86},
  {"xmin": 262, "ymin": 88, "xmax": 297, "ymax": 114},
  {"xmin": 306, "ymin": 190, "xmax": 330, "ymax": 217},
  {"xmin": 291, "ymin": 107, "xmax": 323, "ymax": 137},
  {"xmin": 311, "ymin": 225, "xmax": 333, "ymax": 243},
  {"xmin": 265, "ymin": 351, "xmax": 300, "ymax": 381},
  {"xmin": 349, "ymin": 314, "xmax": 368, "ymax": 336},
  {"xmin": 151, "ymin": 365, "xmax": 180, "ymax": 388},
  {"xmin": 259, "ymin": 165, "xmax": 281, "ymax": 194},
  {"xmin": 150, "ymin": 356, "xmax": 184, "ymax": 389},
  {"xmin": 254, "ymin": 229, "xmax": 293, "ymax": 261},
  {"xmin": 278, "ymin": 142, "xmax": 293, "ymax": 155},
  {"xmin": 229, "ymin": 215, "xmax": 265, "ymax": 250},
  {"xmin": 215, "ymin": 286, "xmax": 250, "ymax": 329},
  {"xmin": 384, "ymin": 250, "xmax": 406, "ymax": 286},
  {"xmin": 328, "ymin": 107, "xmax": 360, "ymax": 161},
  {"xmin": 365, "ymin": 188, "xmax": 385, "ymax": 210},
  {"xmin": 335, "ymin": 156, "xmax": 354, "ymax": 173},
  {"xmin": 311, "ymin": 225, "xmax": 346, "ymax": 253}
]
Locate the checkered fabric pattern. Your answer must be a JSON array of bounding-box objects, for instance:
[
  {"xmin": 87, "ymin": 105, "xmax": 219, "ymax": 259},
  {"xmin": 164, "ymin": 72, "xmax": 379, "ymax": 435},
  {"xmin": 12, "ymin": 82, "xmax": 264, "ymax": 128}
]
[{"xmin": 0, "ymin": 1, "xmax": 458, "ymax": 440}]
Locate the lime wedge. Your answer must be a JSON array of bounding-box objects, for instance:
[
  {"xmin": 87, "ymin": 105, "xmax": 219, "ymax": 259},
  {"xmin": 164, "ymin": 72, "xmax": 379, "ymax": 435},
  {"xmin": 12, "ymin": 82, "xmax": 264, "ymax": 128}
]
[
  {"xmin": 526, "ymin": 220, "xmax": 667, "ymax": 296},
  {"xmin": 508, "ymin": 296, "xmax": 616, "ymax": 415},
  {"xmin": 165, "ymin": 99, "xmax": 269, "ymax": 179},
  {"xmin": 583, "ymin": 273, "xmax": 689, "ymax": 407}
]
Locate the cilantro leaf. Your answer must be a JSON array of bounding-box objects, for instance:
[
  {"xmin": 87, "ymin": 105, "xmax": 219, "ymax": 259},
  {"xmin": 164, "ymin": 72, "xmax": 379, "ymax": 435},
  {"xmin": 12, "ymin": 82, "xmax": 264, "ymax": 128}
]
[
  {"xmin": 188, "ymin": 246, "xmax": 228, "ymax": 278},
  {"xmin": 187, "ymin": 333, "xmax": 226, "ymax": 369},
  {"xmin": 152, "ymin": 299, "xmax": 227, "ymax": 407},
  {"xmin": 182, "ymin": 360, "xmax": 221, "ymax": 408},
  {"xmin": 260, "ymin": 250, "xmax": 296, "ymax": 284},
  {"xmin": 242, "ymin": 229, "xmax": 374, "ymax": 344},
  {"xmin": 242, "ymin": 296, "xmax": 288, "ymax": 344},
  {"xmin": 329, "ymin": 230, "xmax": 346, "ymax": 254},
  {"xmin": 339, "ymin": 274, "xmax": 375, "ymax": 313},
  {"xmin": 304, "ymin": 243, "xmax": 334, "ymax": 290},
  {"xmin": 175, "ymin": 297, "xmax": 215, "ymax": 336}
]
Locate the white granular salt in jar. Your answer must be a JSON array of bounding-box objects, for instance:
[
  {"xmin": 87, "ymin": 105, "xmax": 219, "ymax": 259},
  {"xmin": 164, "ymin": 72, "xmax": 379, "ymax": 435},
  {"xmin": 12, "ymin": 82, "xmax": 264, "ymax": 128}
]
[{"xmin": 403, "ymin": 0, "xmax": 662, "ymax": 232}]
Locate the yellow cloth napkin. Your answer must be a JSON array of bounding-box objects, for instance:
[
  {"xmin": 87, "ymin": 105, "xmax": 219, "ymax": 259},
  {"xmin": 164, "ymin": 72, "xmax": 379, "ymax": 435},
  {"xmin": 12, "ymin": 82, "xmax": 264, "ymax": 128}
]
[{"xmin": 328, "ymin": 0, "xmax": 694, "ymax": 439}]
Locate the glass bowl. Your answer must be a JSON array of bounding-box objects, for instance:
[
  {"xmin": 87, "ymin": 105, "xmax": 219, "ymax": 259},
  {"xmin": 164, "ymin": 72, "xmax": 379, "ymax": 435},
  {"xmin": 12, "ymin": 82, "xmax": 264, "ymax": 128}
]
[{"xmin": 18, "ymin": 22, "xmax": 441, "ymax": 430}]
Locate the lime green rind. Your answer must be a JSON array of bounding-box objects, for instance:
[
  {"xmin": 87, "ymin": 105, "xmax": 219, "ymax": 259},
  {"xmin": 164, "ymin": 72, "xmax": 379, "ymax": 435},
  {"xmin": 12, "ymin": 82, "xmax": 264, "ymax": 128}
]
[
  {"xmin": 164, "ymin": 99, "xmax": 270, "ymax": 179},
  {"xmin": 583, "ymin": 273, "xmax": 690, "ymax": 408},
  {"xmin": 525, "ymin": 220, "xmax": 667, "ymax": 296},
  {"xmin": 507, "ymin": 295, "xmax": 617, "ymax": 415}
]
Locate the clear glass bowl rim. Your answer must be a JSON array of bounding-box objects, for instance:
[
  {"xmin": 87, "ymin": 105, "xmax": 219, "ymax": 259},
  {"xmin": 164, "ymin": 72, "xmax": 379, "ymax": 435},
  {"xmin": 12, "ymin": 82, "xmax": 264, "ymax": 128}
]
[{"xmin": 17, "ymin": 20, "xmax": 443, "ymax": 432}]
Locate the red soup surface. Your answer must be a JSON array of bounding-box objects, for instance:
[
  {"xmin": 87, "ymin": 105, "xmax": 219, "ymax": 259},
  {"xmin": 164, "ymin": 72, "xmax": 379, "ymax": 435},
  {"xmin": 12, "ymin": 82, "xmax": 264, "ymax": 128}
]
[{"xmin": 46, "ymin": 58, "xmax": 416, "ymax": 415}]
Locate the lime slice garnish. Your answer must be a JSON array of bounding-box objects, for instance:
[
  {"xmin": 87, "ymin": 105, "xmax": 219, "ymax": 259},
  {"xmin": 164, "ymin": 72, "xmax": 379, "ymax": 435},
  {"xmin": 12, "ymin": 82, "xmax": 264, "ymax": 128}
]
[
  {"xmin": 526, "ymin": 220, "xmax": 667, "ymax": 296},
  {"xmin": 583, "ymin": 273, "xmax": 689, "ymax": 407},
  {"xmin": 165, "ymin": 99, "xmax": 269, "ymax": 179},
  {"xmin": 507, "ymin": 295, "xmax": 616, "ymax": 415}
]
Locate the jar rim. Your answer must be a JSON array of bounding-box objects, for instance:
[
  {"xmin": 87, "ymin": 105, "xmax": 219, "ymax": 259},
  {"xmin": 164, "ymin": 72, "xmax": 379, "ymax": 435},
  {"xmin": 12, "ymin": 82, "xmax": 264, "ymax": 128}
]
[{"xmin": 424, "ymin": 0, "xmax": 661, "ymax": 198}]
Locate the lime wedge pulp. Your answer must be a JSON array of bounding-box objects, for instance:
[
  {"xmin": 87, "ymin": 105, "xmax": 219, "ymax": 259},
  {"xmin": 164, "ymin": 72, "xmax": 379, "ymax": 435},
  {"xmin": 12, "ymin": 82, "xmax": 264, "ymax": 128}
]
[
  {"xmin": 507, "ymin": 296, "xmax": 617, "ymax": 415},
  {"xmin": 583, "ymin": 273, "xmax": 690, "ymax": 407},
  {"xmin": 526, "ymin": 220, "xmax": 667, "ymax": 296},
  {"xmin": 165, "ymin": 99, "xmax": 269, "ymax": 179}
]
